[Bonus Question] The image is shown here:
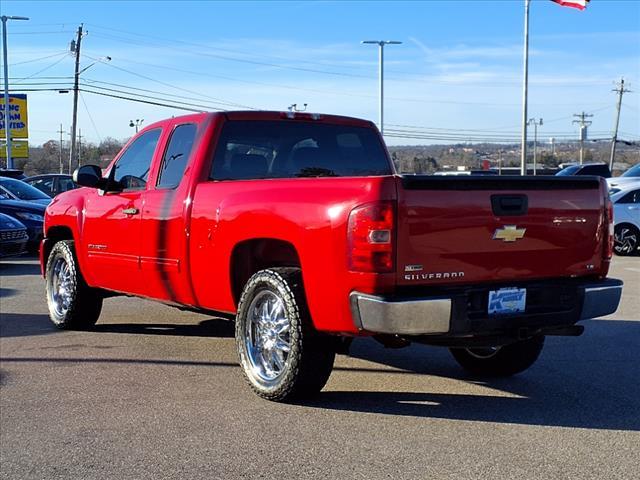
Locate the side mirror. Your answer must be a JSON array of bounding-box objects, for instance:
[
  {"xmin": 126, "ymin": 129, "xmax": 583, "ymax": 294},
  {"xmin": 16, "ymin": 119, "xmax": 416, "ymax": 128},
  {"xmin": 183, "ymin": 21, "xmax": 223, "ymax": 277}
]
[{"xmin": 73, "ymin": 165, "xmax": 106, "ymax": 189}]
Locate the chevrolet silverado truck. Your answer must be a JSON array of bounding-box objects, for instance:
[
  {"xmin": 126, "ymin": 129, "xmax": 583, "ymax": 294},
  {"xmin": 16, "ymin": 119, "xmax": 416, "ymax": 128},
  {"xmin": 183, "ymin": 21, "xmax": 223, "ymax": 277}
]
[{"xmin": 41, "ymin": 111, "xmax": 623, "ymax": 401}]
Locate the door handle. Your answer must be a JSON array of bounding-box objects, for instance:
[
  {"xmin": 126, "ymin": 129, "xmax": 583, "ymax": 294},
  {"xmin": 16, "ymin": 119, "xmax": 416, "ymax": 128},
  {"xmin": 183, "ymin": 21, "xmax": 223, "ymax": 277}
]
[{"xmin": 123, "ymin": 207, "xmax": 139, "ymax": 215}]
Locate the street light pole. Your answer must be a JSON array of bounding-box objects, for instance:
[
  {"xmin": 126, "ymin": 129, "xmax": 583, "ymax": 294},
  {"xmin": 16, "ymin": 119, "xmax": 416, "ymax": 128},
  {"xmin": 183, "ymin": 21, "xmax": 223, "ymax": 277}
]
[
  {"xmin": 527, "ymin": 118, "xmax": 543, "ymax": 175},
  {"xmin": 361, "ymin": 40, "xmax": 402, "ymax": 136},
  {"xmin": 1, "ymin": 15, "xmax": 29, "ymax": 169}
]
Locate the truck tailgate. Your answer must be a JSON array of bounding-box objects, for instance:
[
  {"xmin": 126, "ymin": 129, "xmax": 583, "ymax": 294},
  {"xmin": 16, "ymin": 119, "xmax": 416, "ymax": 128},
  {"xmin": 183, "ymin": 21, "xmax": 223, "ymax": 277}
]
[{"xmin": 396, "ymin": 175, "xmax": 606, "ymax": 287}]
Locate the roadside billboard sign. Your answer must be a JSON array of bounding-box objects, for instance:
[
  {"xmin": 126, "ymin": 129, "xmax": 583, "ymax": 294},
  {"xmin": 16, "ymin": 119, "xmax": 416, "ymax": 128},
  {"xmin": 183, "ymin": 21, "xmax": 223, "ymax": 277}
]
[
  {"xmin": 0, "ymin": 140, "xmax": 29, "ymax": 158},
  {"xmin": 0, "ymin": 94, "xmax": 29, "ymax": 139}
]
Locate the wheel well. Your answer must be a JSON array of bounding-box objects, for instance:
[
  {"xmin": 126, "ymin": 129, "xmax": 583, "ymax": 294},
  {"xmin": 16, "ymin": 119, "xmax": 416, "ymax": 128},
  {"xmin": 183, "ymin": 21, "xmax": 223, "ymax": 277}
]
[
  {"xmin": 230, "ymin": 239, "xmax": 301, "ymax": 305},
  {"xmin": 43, "ymin": 226, "xmax": 74, "ymax": 267}
]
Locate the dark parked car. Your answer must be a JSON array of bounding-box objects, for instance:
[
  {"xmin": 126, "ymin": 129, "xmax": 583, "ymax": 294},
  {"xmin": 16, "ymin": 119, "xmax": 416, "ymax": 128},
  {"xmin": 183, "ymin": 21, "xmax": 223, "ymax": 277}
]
[
  {"xmin": 0, "ymin": 177, "xmax": 52, "ymax": 206},
  {"xmin": 25, "ymin": 174, "xmax": 78, "ymax": 197},
  {"xmin": 0, "ymin": 169, "xmax": 27, "ymax": 180},
  {"xmin": 0, "ymin": 213, "xmax": 28, "ymax": 257},
  {"xmin": 0, "ymin": 197, "xmax": 46, "ymax": 252},
  {"xmin": 556, "ymin": 163, "xmax": 612, "ymax": 178}
]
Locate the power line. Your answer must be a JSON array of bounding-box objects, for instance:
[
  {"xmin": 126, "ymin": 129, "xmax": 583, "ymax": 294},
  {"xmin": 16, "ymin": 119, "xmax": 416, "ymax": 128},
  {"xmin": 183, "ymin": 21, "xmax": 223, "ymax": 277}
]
[
  {"xmin": 79, "ymin": 84, "xmax": 239, "ymax": 111},
  {"xmin": 79, "ymin": 91, "xmax": 102, "ymax": 143},
  {"xmin": 9, "ymin": 51, "xmax": 69, "ymax": 66},
  {"xmin": 80, "ymin": 79, "xmax": 253, "ymax": 109},
  {"xmin": 79, "ymin": 87, "xmax": 217, "ymax": 112},
  {"xmin": 10, "ymin": 53, "xmax": 70, "ymax": 84},
  {"xmin": 83, "ymin": 54, "xmax": 257, "ymax": 109}
]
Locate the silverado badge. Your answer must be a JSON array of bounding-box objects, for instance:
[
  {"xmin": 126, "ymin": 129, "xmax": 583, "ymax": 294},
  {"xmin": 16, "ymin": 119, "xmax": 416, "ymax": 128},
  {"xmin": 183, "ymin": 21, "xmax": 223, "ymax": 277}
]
[{"xmin": 493, "ymin": 225, "xmax": 526, "ymax": 242}]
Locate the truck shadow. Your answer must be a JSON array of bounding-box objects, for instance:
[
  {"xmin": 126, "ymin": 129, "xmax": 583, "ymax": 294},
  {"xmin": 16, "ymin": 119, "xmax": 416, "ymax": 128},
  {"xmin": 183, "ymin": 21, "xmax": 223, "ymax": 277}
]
[
  {"xmin": 0, "ymin": 258, "xmax": 41, "ymax": 276},
  {"xmin": 3, "ymin": 312, "xmax": 638, "ymax": 431},
  {"xmin": 92, "ymin": 318, "xmax": 234, "ymax": 338},
  {"xmin": 0, "ymin": 313, "xmax": 59, "ymax": 338},
  {"xmin": 0, "ymin": 312, "xmax": 234, "ymax": 339},
  {"xmin": 307, "ymin": 318, "xmax": 640, "ymax": 431}
]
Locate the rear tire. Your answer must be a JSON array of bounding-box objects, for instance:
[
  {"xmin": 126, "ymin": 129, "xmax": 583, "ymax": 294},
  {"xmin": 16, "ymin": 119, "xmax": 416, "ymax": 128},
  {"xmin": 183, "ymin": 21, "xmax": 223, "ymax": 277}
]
[
  {"xmin": 45, "ymin": 240, "xmax": 103, "ymax": 329},
  {"xmin": 449, "ymin": 335, "xmax": 544, "ymax": 377},
  {"xmin": 235, "ymin": 268, "xmax": 335, "ymax": 402},
  {"xmin": 614, "ymin": 224, "xmax": 639, "ymax": 256}
]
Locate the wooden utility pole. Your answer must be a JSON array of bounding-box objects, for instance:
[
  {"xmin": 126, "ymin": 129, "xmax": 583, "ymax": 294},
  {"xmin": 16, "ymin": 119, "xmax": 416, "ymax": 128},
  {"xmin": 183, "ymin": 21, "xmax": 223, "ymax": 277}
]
[
  {"xmin": 69, "ymin": 24, "xmax": 83, "ymax": 174},
  {"xmin": 609, "ymin": 78, "xmax": 631, "ymax": 170}
]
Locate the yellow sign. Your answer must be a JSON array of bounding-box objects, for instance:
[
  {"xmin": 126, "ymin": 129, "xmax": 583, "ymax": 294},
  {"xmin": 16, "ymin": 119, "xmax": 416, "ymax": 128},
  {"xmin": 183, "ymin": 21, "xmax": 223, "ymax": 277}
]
[
  {"xmin": 0, "ymin": 94, "xmax": 29, "ymax": 139},
  {"xmin": 0, "ymin": 140, "xmax": 29, "ymax": 158}
]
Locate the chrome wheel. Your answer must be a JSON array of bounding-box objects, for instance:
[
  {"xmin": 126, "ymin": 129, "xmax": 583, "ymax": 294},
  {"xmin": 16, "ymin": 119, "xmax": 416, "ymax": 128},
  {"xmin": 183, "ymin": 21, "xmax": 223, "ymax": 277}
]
[
  {"xmin": 614, "ymin": 226, "xmax": 638, "ymax": 255},
  {"xmin": 244, "ymin": 290, "xmax": 291, "ymax": 386},
  {"xmin": 465, "ymin": 346, "xmax": 501, "ymax": 359},
  {"xmin": 49, "ymin": 257, "xmax": 74, "ymax": 318}
]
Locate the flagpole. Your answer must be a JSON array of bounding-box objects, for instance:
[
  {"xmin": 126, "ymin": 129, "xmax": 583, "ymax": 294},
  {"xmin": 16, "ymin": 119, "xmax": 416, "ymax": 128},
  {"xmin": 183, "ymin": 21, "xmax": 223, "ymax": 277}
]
[{"xmin": 520, "ymin": 0, "xmax": 530, "ymax": 176}]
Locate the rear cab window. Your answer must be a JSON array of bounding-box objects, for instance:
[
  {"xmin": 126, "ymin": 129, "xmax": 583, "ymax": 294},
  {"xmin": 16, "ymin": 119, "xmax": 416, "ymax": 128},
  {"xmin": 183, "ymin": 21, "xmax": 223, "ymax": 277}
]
[
  {"xmin": 210, "ymin": 121, "xmax": 391, "ymax": 180},
  {"xmin": 157, "ymin": 123, "xmax": 198, "ymax": 189}
]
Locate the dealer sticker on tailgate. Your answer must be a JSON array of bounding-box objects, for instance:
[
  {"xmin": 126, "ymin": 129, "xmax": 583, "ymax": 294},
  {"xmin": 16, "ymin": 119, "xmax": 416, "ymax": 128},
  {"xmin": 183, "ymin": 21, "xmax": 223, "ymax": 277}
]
[{"xmin": 488, "ymin": 288, "xmax": 526, "ymax": 315}]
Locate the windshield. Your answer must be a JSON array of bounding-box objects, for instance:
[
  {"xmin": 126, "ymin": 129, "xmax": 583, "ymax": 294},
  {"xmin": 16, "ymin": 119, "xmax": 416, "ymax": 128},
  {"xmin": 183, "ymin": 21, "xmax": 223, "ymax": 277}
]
[
  {"xmin": 0, "ymin": 177, "xmax": 51, "ymax": 200},
  {"xmin": 621, "ymin": 164, "xmax": 640, "ymax": 178},
  {"xmin": 556, "ymin": 165, "xmax": 580, "ymax": 176}
]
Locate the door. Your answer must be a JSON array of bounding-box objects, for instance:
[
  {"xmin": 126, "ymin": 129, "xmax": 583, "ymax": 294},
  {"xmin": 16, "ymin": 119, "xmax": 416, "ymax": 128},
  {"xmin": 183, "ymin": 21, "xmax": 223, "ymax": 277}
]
[
  {"xmin": 82, "ymin": 129, "xmax": 162, "ymax": 294},
  {"xmin": 139, "ymin": 123, "xmax": 199, "ymax": 303}
]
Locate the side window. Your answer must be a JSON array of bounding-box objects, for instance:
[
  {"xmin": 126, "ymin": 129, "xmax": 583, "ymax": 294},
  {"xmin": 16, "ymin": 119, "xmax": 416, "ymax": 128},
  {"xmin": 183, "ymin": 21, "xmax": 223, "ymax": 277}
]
[
  {"xmin": 112, "ymin": 129, "xmax": 161, "ymax": 190},
  {"xmin": 618, "ymin": 190, "xmax": 640, "ymax": 204},
  {"xmin": 157, "ymin": 124, "xmax": 197, "ymax": 189},
  {"xmin": 58, "ymin": 177, "xmax": 77, "ymax": 192},
  {"xmin": 32, "ymin": 178, "xmax": 54, "ymax": 194}
]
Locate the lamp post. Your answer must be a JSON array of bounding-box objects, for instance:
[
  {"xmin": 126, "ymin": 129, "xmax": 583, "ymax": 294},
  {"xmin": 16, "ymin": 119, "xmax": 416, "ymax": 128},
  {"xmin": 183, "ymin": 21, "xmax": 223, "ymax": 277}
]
[
  {"xmin": 129, "ymin": 119, "xmax": 144, "ymax": 133},
  {"xmin": 527, "ymin": 118, "xmax": 543, "ymax": 175},
  {"xmin": 361, "ymin": 40, "xmax": 402, "ymax": 136},
  {"xmin": 2, "ymin": 15, "xmax": 29, "ymax": 169}
]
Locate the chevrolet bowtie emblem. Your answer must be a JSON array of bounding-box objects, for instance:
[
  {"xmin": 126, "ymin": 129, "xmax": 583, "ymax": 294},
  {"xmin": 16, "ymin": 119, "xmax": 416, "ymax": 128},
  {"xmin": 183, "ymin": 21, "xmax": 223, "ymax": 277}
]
[{"xmin": 493, "ymin": 225, "xmax": 526, "ymax": 242}]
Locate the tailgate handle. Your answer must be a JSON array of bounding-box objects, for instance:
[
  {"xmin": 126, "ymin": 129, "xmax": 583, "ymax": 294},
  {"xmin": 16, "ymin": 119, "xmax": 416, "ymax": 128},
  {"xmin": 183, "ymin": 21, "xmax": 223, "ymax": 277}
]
[{"xmin": 491, "ymin": 195, "xmax": 528, "ymax": 216}]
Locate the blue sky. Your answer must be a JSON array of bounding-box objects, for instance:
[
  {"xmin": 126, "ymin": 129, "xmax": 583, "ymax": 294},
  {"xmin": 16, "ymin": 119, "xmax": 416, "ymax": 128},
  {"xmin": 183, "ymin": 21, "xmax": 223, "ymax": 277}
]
[{"xmin": 2, "ymin": 0, "xmax": 639, "ymax": 146}]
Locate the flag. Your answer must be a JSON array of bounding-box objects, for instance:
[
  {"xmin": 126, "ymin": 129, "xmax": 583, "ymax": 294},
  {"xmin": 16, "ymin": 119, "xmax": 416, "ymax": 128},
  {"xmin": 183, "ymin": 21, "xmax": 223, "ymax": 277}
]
[{"xmin": 552, "ymin": 0, "xmax": 590, "ymax": 10}]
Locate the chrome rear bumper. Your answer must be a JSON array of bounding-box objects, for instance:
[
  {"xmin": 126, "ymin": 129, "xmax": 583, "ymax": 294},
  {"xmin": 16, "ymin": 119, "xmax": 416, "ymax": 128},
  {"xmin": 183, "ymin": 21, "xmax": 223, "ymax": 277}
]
[{"xmin": 350, "ymin": 278, "xmax": 623, "ymax": 336}]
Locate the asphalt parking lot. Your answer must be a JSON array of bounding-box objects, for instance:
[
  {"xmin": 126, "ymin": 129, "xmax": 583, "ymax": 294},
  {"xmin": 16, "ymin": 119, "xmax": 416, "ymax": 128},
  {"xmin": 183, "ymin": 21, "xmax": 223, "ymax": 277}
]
[{"xmin": 1, "ymin": 255, "xmax": 639, "ymax": 479}]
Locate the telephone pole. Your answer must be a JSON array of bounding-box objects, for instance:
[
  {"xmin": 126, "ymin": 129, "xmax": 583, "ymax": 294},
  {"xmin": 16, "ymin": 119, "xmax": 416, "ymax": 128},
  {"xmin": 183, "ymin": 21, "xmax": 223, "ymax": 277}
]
[
  {"xmin": 57, "ymin": 124, "xmax": 64, "ymax": 173},
  {"xmin": 69, "ymin": 24, "xmax": 83, "ymax": 174},
  {"xmin": 609, "ymin": 78, "xmax": 631, "ymax": 170},
  {"xmin": 573, "ymin": 112, "xmax": 593, "ymax": 164}
]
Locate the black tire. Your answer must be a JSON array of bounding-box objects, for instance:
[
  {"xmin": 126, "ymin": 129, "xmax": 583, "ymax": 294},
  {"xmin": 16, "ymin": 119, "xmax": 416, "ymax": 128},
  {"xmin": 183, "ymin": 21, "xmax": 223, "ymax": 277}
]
[
  {"xmin": 614, "ymin": 224, "xmax": 639, "ymax": 256},
  {"xmin": 449, "ymin": 335, "xmax": 544, "ymax": 377},
  {"xmin": 235, "ymin": 267, "xmax": 336, "ymax": 402},
  {"xmin": 45, "ymin": 240, "xmax": 103, "ymax": 329}
]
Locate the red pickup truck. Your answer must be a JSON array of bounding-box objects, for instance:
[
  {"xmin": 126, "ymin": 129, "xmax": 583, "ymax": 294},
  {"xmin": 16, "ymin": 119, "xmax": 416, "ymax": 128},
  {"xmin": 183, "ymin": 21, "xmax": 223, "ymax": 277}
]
[{"xmin": 41, "ymin": 111, "xmax": 622, "ymax": 401}]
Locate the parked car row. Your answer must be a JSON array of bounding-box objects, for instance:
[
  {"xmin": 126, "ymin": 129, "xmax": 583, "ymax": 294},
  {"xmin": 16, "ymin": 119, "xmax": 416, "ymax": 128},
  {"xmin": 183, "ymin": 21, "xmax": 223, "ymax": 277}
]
[{"xmin": 0, "ymin": 172, "xmax": 78, "ymax": 257}]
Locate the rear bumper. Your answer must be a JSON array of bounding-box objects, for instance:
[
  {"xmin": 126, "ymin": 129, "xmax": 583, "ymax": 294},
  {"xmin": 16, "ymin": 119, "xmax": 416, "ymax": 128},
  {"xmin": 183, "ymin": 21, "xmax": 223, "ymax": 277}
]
[{"xmin": 349, "ymin": 278, "xmax": 623, "ymax": 336}]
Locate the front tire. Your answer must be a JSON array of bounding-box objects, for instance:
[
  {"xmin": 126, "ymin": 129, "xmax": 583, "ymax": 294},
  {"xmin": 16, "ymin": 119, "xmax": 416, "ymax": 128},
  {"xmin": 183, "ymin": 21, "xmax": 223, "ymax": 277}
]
[
  {"xmin": 449, "ymin": 335, "xmax": 544, "ymax": 377},
  {"xmin": 235, "ymin": 268, "xmax": 335, "ymax": 402},
  {"xmin": 614, "ymin": 224, "xmax": 639, "ymax": 256},
  {"xmin": 45, "ymin": 240, "xmax": 103, "ymax": 329}
]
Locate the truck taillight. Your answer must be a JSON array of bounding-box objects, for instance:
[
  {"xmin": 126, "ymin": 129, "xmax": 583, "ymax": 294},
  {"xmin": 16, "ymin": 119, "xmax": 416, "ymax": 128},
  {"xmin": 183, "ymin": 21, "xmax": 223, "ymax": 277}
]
[
  {"xmin": 604, "ymin": 197, "xmax": 614, "ymax": 260},
  {"xmin": 347, "ymin": 202, "xmax": 395, "ymax": 273}
]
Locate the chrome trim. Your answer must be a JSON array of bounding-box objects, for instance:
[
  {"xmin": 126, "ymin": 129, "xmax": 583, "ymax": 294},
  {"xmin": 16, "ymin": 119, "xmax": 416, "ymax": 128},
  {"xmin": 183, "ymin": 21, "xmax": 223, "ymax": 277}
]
[
  {"xmin": 350, "ymin": 292, "xmax": 451, "ymax": 335},
  {"xmin": 584, "ymin": 285, "xmax": 623, "ymax": 293},
  {"xmin": 580, "ymin": 281, "xmax": 623, "ymax": 320}
]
